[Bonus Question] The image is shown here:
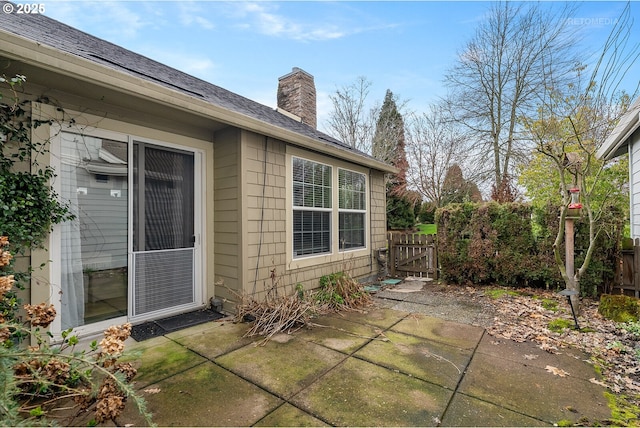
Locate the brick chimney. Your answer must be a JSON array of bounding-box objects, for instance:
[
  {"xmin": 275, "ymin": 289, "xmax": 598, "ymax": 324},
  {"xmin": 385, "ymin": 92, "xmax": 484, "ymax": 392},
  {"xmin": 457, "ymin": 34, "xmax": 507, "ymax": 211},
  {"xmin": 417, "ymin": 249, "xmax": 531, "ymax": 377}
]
[{"xmin": 277, "ymin": 67, "xmax": 317, "ymax": 128}]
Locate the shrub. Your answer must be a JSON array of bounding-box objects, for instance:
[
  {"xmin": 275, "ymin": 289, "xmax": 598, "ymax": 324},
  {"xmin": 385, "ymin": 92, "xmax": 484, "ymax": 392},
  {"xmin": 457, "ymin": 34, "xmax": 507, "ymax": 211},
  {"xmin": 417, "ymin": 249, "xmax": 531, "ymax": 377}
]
[
  {"xmin": 0, "ymin": 237, "xmax": 152, "ymax": 426},
  {"xmin": 599, "ymin": 295, "xmax": 640, "ymax": 322},
  {"xmin": 436, "ymin": 201, "xmax": 622, "ymax": 294}
]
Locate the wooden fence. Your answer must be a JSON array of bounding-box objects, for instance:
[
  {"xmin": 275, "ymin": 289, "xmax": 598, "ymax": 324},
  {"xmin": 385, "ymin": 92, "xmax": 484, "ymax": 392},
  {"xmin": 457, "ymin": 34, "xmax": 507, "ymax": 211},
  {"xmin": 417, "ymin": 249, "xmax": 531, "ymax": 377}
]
[
  {"xmin": 618, "ymin": 238, "xmax": 640, "ymax": 297},
  {"xmin": 387, "ymin": 232, "xmax": 437, "ymax": 279}
]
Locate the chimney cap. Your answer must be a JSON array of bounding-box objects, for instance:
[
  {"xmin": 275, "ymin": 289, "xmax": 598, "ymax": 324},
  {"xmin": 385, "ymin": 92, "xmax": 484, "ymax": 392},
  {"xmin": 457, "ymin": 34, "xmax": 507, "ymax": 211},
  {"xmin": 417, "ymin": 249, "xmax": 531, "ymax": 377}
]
[{"xmin": 278, "ymin": 67, "xmax": 314, "ymax": 81}]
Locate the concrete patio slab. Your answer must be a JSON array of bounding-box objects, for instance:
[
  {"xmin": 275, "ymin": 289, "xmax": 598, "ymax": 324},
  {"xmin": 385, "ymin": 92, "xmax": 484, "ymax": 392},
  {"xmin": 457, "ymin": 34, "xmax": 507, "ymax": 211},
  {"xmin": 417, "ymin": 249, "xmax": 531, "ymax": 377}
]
[
  {"xmin": 326, "ymin": 307, "xmax": 408, "ymax": 330},
  {"xmin": 476, "ymin": 335, "xmax": 598, "ymax": 381},
  {"xmin": 458, "ymin": 348, "xmax": 610, "ymax": 424},
  {"xmin": 167, "ymin": 318, "xmax": 256, "ymax": 359},
  {"xmin": 299, "ymin": 315, "xmax": 386, "ymax": 353},
  {"xmin": 291, "ymin": 357, "xmax": 453, "ymax": 426},
  {"xmin": 216, "ymin": 333, "xmax": 347, "ymax": 399},
  {"xmin": 113, "ymin": 302, "xmax": 613, "ymax": 427},
  {"xmin": 123, "ymin": 335, "xmax": 207, "ymax": 388},
  {"xmin": 441, "ymin": 393, "xmax": 549, "ymax": 427},
  {"xmin": 391, "ymin": 313, "xmax": 485, "ymax": 350},
  {"xmin": 355, "ymin": 329, "xmax": 474, "ymax": 389},
  {"xmin": 254, "ymin": 403, "xmax": 329, "ymax": 427},
  {"xmin": 121, "ymin": 362, "xmax": 282, "ymax": 427}
]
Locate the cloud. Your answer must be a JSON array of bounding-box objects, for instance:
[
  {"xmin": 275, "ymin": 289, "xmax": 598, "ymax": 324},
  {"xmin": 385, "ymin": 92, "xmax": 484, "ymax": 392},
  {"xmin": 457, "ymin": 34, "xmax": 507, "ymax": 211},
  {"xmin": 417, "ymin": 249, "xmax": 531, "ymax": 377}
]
[
  {"xmin": 177, "ymin": 2, "xmax": 215, "ymax": 30},
  {"xmin": 143, "ymin": 49, "xmax": 218, "ymax": 81},
  {"xmin": 229, "ymin": 2, "xmax": 346, "ymax": 41},
  {"xmin": 46, "ymin": 2, "xmax": 147, "ymax": 40}
]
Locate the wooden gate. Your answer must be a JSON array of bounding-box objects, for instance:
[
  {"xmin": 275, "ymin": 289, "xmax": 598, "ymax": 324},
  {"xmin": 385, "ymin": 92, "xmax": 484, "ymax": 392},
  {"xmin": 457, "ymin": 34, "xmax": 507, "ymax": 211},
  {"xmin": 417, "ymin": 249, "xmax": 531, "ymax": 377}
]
[
  {"xmin": 618, "ymin": 238, "xmax": 640, "ymax": 297},
  {"xmin": 387, "ymin": 232, "xmax": 437, "ymax": 279}
]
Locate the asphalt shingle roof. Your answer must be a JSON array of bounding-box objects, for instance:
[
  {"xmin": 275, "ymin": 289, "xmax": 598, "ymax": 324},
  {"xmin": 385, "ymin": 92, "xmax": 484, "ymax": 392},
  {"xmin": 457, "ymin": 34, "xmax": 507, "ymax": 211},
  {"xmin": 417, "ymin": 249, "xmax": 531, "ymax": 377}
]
[{"xmin": 0, "ymin": 4, "xmax": 382, "ymax": 164}]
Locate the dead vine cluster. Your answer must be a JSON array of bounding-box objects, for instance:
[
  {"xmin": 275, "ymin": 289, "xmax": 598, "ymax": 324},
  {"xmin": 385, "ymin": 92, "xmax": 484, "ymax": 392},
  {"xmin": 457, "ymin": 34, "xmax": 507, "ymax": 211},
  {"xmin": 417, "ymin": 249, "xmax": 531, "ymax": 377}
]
[{"xmin": 224, "ymin": 268, "xmax": 372, "ymax": 345}]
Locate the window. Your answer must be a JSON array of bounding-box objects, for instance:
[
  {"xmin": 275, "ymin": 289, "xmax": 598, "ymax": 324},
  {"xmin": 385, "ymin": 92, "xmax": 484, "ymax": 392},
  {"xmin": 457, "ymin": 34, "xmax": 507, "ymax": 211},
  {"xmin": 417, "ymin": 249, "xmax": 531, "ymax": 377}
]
[
  {"xmin": 339, "ymin": 169, "xmax": 366, "ymax": 250},
  {"xmin": 292, "ymin": 157, "xmax": 332, "ymax": 256}
]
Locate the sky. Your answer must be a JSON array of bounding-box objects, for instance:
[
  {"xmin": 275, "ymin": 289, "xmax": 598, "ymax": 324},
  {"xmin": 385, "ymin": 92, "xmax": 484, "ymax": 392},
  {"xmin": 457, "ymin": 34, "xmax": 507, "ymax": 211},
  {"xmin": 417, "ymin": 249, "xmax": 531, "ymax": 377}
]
[{"xmin": 41, "ymin": 1, "xmax": 640, "ymax": 134}]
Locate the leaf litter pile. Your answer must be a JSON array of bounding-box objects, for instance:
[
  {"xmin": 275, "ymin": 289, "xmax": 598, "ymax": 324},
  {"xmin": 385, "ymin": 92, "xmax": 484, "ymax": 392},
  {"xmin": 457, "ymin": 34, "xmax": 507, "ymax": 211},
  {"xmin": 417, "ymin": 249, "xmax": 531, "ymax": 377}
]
[{"xmin": 480, "ymin": 288, "xmax": 640, "ymax": 407}]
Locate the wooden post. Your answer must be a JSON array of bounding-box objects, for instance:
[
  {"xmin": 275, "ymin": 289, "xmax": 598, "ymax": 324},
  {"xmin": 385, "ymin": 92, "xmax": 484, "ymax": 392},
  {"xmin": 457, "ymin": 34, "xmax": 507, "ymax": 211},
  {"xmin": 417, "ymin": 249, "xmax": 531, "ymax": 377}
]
[
  {"xmin": 565, "ymin": 217, "xmax": 579, "ymax": 311},
  {"xmin": 389, "ymin": 232, "xmax": 397, "ymax": 277},
  {"xmin": 565, "ymin": 218, "xmax": 574, "ymax": 286},
  {"xmin": 634, "ymin": 238, "xmax": 640, "ymax": 298}
]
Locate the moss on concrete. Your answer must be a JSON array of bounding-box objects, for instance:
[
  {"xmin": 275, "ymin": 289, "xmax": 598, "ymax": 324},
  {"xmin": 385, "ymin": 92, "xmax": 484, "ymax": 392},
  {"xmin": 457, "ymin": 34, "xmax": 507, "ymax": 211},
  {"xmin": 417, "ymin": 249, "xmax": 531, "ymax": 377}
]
[
  {"xmin": 124, "ymin": 337, "xmax": 206, "ymax": 387},
  {"xmin": 119, "ymin": 362, "xmax": 282, "ymax": 427},
  {"xmin": 355, "ymin": 330, "xmax": 472, "ymax": 389},
  {"xmin": 216, "ymin": 335, "xmax": 346, "ymax": 398},
  {"xmin": 254, "ymin": 403, "xmax": 329, "ymax": 427},
  {"xmin": 292, "ymin": 357, "xmax": 452, "ymax": 426}
]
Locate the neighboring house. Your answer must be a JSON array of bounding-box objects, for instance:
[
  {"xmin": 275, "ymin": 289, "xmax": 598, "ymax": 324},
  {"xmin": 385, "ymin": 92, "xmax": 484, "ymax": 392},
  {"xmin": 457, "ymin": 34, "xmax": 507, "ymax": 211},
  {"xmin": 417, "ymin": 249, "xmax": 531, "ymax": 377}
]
[
  {"xmin": 598, "ymin": 96, "xmax": 640, "ymax": 237},
  {"xmin": 0, "ymin": 7, "xmax": 395, "ymax": 338}
]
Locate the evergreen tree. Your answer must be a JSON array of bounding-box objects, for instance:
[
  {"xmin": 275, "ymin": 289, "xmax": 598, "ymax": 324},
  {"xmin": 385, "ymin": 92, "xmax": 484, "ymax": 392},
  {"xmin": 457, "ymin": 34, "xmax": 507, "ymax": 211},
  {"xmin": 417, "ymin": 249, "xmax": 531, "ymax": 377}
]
[
  {"xmin": 441, "ymin": 164, "xmax": 483, "ymax": 205},
  {"xmin": 372, "ymin": 90, "xmax": 414, "ymax": 229},
  {"xmin": 373, "ymin": 90, "xmax": 409, "ymax": 192}
]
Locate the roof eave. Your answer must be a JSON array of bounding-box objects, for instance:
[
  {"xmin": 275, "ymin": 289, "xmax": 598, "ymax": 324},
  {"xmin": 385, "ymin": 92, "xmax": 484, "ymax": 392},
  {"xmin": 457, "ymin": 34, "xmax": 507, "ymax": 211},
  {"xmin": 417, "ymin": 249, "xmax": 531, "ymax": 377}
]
[
  {"xmin": 597, "ymin": 97, "xmax": 640, "ymax": 161},
  {"xmin": 0, "ymin": 30, "xmax": 396, "ymax": 174}
]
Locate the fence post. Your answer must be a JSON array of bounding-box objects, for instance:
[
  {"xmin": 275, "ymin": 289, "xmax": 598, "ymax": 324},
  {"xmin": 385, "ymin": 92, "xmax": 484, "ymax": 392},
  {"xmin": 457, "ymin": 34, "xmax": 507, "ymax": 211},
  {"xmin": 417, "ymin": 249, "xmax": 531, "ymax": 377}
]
[
  {"xmin": 633, "ymin": 238, "xmax": 640, "ymax": 297},
  {"xmin": 388, "ymin": 232, "xmax": 396, "ymax": 277}
]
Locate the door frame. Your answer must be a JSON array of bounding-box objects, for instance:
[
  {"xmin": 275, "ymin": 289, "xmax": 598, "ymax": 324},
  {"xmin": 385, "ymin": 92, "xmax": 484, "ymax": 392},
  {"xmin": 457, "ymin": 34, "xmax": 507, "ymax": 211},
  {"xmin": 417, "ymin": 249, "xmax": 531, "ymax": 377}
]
[
  {"xmin": 126, "ymin": 136, "xmax": 204, "ymax": 324},
  {"xmin": 47, "ymin": 123, "xmax": 206, "ymax": 339}
]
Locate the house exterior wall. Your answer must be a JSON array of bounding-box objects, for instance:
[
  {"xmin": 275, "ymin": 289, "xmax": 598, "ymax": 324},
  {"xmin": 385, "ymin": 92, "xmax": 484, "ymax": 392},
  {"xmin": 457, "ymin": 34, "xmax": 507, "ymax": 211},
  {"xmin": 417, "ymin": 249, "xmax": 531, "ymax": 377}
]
[
  {"xmin": 630, "ymin": 129, "xmax": 640, "ymax": 238},
  {"xmin": 213, "ymin": 126, "xmax": 242, "ymax": 303},
  {"xmin": 231, "ymin": 130, "xmax": 387, "ymax": 304},
  {"xmin": 2, "ymin": 56, "xmax": 391, "ymax": 330}
]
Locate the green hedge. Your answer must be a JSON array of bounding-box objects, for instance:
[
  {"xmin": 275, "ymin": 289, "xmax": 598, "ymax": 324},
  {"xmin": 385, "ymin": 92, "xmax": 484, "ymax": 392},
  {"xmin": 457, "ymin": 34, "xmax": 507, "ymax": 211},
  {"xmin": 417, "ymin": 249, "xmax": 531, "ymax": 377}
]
[{"xmin": 436, "ymin": 202, "xmax": 622, "ymax": 295}]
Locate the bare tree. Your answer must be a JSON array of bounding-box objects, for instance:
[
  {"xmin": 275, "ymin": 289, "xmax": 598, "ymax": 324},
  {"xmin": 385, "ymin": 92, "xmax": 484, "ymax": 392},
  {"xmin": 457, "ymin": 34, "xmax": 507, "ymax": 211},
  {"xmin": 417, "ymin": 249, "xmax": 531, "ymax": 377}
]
[
  {"xmin": 444, "ymin": 1, "xmax": 580, "ymax": 197},
  {"xmin": 406, "ymin": 105, "xmax": 469, "ymax": 206},
  {"xmin": 324, "ymin": 76, "xmax": 378, "ymax": 153},
  {"xmin": 522, "ymin": 3, "xmax": 639, "ymax": 312}
]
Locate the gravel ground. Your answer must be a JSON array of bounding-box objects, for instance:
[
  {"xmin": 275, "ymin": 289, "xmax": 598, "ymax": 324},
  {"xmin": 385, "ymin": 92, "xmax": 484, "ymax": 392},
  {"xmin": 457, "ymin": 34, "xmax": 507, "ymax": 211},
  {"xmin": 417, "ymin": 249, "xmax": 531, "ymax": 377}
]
[{"xmin": 373, "ymin": 279, "xmax": 497, "ymax": 328}]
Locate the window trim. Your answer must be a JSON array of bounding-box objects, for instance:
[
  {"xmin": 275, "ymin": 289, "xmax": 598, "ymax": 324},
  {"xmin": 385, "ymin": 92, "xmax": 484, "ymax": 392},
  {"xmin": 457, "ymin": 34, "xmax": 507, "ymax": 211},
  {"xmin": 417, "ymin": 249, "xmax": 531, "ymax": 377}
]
[
  {"xmin": 292, "ymin": 156, "xmax": 333, "ymax": 257},
  {"xmin": 286, "ymin": 147, "xmax": 370, "ymax": 269},
  {"xmin": 338, "ymin": 167, "xmax": 367, "ymax": 251}
]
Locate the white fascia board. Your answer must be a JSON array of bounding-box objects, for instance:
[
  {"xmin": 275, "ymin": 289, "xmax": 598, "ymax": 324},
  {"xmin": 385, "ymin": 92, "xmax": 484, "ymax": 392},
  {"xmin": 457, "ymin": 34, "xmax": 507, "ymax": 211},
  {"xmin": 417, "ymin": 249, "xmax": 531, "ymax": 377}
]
[{"xmin": 597, "ymin": 97, "xmax": 640, "ymax": 160}]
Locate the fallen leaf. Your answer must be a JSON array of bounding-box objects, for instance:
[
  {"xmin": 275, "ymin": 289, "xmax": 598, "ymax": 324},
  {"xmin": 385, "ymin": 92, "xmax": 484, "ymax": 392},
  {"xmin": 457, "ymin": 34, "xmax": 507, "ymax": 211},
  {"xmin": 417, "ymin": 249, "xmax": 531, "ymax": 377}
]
[
  {"xmin": 589, "ymin": 378, "xmax": 608, "ymax": 387},
  {"xmin": 143, "ymin": 388, "xmax": 161, "ymax": 394},
  {"xmin": 524, "ymin": 354, "xmax": 539, "ymax": 360},
  {"xmin": 545, "ymin": 365, "xmax": 569, "ymax": 377}
]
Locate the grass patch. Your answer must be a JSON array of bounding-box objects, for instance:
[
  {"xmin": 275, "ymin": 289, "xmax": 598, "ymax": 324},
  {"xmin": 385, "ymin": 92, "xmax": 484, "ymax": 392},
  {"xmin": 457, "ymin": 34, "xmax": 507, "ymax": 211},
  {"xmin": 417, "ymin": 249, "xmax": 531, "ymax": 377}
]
[
  {"xmin": 548, "ymin": 318, "xmax": 574, "ymax": 333},
  {"xmin": 484, "ymin": 288, "xmax": 521, "ymax": 299},
  {"xmin": 606, "ymin": 392, "xmax": 640, "ymax": 426},
  {"xmin": 541, "ymin": 298, "xmax": 559, "ymax": 312},
  {"xmin": 416, "ymin": 223, "xmax": 437, "ymax": 235}
]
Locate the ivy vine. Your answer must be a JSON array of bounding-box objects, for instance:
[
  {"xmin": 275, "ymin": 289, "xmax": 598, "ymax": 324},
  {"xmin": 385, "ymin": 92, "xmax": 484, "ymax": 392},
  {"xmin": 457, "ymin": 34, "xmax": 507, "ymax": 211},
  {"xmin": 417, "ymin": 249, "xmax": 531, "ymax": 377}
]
[{"xmin": 0, "ymin": 74, "xmax": 73, "ymax": 254}]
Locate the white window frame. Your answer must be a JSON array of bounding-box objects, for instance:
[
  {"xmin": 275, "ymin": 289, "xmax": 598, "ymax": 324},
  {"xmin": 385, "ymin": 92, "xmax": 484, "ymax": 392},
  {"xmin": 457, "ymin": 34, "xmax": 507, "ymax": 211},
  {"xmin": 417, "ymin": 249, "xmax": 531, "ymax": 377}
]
[
  {"xmin": 292, "ymin": 156, "xmax": 332, "ymax": 257},
  {"xmin": 338, "ymin": 168, "xmax": 367, "ymax": 251},
  {"xmin": 286, "ymin": 148, "xmax": 370, "ymax": 269}
]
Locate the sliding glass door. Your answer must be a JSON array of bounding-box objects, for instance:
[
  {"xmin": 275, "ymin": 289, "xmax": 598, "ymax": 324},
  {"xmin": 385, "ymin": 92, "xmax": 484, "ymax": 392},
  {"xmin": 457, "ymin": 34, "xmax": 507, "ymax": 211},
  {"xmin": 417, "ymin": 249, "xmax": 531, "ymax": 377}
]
[{"xmin": 59, "ymin": 132, "xmax": 200, "ymax": 330}]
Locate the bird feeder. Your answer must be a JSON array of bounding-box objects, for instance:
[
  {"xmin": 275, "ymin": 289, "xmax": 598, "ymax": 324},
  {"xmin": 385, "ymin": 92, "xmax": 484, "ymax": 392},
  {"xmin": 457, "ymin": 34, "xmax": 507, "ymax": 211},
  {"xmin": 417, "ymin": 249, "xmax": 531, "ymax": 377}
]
[{"xmin": 567, "ymin": 187, "xmax": 582, "ymax": 217}]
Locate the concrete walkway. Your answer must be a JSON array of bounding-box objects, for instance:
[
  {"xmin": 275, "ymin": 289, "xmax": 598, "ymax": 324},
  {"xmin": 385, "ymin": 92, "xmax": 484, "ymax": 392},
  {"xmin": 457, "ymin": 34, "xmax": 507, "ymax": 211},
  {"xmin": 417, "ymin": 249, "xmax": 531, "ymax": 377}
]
[{"xmin": 111, "ymin": 304, "xmax": 612, "ymax": 427}]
